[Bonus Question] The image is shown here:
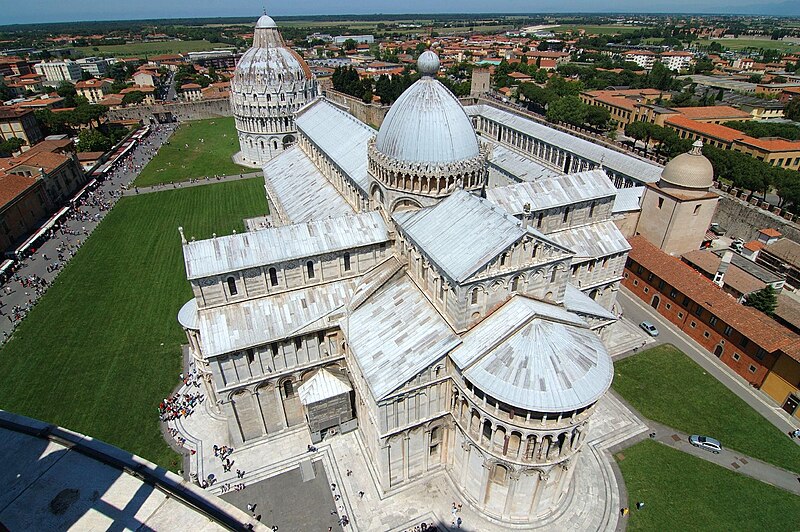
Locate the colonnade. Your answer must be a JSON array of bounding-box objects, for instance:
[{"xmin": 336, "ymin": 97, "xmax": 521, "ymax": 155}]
[{"xmin": 475, "ymin": 116, "xmax": 637, "ymax": 188}]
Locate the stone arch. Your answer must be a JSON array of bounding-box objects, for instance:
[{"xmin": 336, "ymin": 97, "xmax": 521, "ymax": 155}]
[
  {"xmin": 508, "ymin": 431, "xmax": 522, "ymax": 458},
  {"xmin": 470, "ymin": 409, "xmax": 481, "ymax": 436},
  {"xmin": 231, "ymin": 388, "xmax": 263, "ymax": 442},
  {"xmin": 279, "ymin": 376, "xmax": 304, "ymax": 427},
  {"xmin": 283, "ymin": 134, "xmax": 295, "ymax": 147},
  {"xmin": 370, "ymin": 182, "xmax": 385, "ymax": 205},
  {"xmin": 389, "ymin": 196, "xmax": 423, "ymax": 214},
  {"xmin": 493, "ymin": 424, "xmax": 507, "ymax": 453}
]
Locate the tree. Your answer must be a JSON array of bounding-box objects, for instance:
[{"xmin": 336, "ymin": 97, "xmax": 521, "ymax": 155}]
[
  {"xmin": 647, "ymin": 62, "xmax": 675, "ymax": 91},
  {"xmin": 122, "ymin": 90, "xmax": 146, "ymax": 106},
  {"xmin": 785, "ymin": 98, "xmax": 800, "ymax": 122},
  {"xmin": 77, "ymin": 128, "xmax": 111, "ymax": 152},
  {"xmin": 546, "ymin": 96, "xmax": 587, "ymax": 127},
  {"xmin": 0, "ymin": 137, "xmax": 26, "ymax": 157},
  {"xmin": 343, "ymin": 38, "xmax": 357, "ymax": 51},
  {"xmin": 744, "ymin": 285, "xmax": 778, "ymax": 316},
  {"xmin": 585, "ymin": 105, "xmax": 611, "ymax": 130},
  {"xmin": 625, "ymin": 121, "xmax": 652, "ymax": 154}
]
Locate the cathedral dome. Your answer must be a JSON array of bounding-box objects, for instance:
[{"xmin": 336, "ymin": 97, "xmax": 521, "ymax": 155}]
[
  {"xmin": 660, "ymin": 140, "xmax": 714, "ymax": 190},
  {"xmin": 374, "ymin": 51, "xmax": 479, "ymax": 164}
]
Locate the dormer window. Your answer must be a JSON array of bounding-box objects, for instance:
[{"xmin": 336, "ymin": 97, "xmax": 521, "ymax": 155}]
[{"xmin": 226, "ymin": 276, "xmax": 238, "ymax": 295}]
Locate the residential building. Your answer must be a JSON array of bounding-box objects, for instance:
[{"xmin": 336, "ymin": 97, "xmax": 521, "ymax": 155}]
[
  {"xmin": 180, "ymin": 83, "xmax": 202, "ymax": 102},
  {"xmin": 75, "ymin": 57, "xmax": 110, "ymax": 78},
  {"xmin": 0, "ymin": 107, "xmax": 43, "ymax": 150},
  {"xmin": 757, "ymin": 238, "xmax": 800, "ymax": 290},
  {"xmin": 0, "ymin": 170, "xmax": 49, "ymax": 255},
  {"xmin": 621, "ymin": 50, "xmax": 656, "ymax": 70},
  {"xmin": 659, "ymin": 51, "xmax": 694, "ymax": 72},
  {"xmin": 33, "ymin": 60, "xmax": 83, "ymax": 83},
  {"xmin": 75, "ymin": 78, "xmax": 113, "ymax": 104}
]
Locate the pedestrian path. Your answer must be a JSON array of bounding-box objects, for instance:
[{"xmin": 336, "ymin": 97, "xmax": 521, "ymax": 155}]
[{"xmin": 124, "ymin": 171, "xmax": 263, "ymax": 196}]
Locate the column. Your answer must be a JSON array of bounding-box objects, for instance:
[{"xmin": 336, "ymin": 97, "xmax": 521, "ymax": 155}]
[
  {"xmin": 275, "ymin": 386, "xmax": 288, "ymax": 429},
  {"xmin": 502, "ymin": 471, "xmax": 520, "ymax": 519},
  {"xmin": 423, "ymin": 430, "xmax": 430, "ymax": 472},
  {"xmin": 460, "ymin": 440, "xmax": 471, "ymax": 487},
  {"xmin": 403, "ymin": 433, "xmax": 411, "ymax": 481},
  {"xmin": 529, "ymin": 470, "xmax": 549, "ymax": 516},
  {"xmin": 479, "ymin": 461, "xmax": 491, "ymax": 505}
]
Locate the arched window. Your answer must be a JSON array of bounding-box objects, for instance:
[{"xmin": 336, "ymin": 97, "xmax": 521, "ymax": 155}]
[
  {"xmin": 283, "ymin": 380, "xmax": 294, "ymax": 397},
  {"xmin": 343, "ymin": 252, "xmax": 351, "ymax": 272},
  {"xmin": 500, "ymin": 252, "xmax": 508, "ymax": 266},
  {"xmin": 266, "ymin": 94, "xmax": 272, "ymax": 102},
  {"xmin": 511, "ymin": 276, "xmax": 519, "ymax": 292},
  {"xmin": 470, "ymin": 287, "xmax": 479, "ymax": 305},
  {"xmin": 260, "ymin": 140, "xmax": 265, "ymax": 149},
  {"xmin": 272, "ymin": 140, "xmax": 278, "ymax": 150},
  {"xmin": 227, "ymin": 276, "xmax": 238, "ymax": 295},
  {"xmin": 268, "ymin": 267, "xmax": 278, "ymax": 286},
  {"xmin": 589, "ymin": 201, "xmax": 596, "ymax": 218},
  {"xmin": 562, "ymin": 206, "xmax": 570, "ymax": 223},
  {"xmin": 306, "ymin": 261, "xmax": 315, "ymax": 279}
]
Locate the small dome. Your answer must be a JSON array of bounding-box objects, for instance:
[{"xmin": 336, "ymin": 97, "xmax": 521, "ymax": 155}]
[
  {"xmin": 417, "ymin": 50, "xmax": 440, "ymax": 76},
  {"xmin": 660, "ymin": 140, "xmax": 714, "ymax": 190},
  {"xmin": 256, "ymin": 15, "xmax": 277, "ymax": 28},
  {"xmin": 375, "ymin": 53, "xmax": 479, "ymax": 164}
]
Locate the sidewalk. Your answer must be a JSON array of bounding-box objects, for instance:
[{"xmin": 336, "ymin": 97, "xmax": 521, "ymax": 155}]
[{"xmin": 123, "ymin": 171, "xmax": 263, "ymax": 196}]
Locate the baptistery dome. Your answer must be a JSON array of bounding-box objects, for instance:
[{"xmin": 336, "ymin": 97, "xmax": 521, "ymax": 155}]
[
  {"xmin": 231, "ymin": 14, "xmax": 318, "ymax": 166},
  {"xmin": 375, "ymin": 51, "xmax": 480, "ymax": 164}
]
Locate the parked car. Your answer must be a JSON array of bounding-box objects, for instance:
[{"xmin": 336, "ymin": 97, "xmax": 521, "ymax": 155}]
[
  {"xmin": 709, "ymin": 223, "xmax": 726, "ymax": 236},
  {"xmin": 640, "ymin": 321, "xmax": 659, "ymax": 337},
  {"xmin": 689, "ymin": 435, "xmax": 722, "ymax": 454}
]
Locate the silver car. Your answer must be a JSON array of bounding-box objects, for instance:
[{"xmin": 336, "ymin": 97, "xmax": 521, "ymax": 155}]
[
  {"xmin": 689, "ymin": 435, "xmax": 722, "ymax": 454},
  {"xmin": 640, "ymin": 321, "xmax": 659, "ymax": 337}
]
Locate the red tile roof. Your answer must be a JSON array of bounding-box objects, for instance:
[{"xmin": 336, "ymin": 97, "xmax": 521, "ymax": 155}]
[
  {"xmin": 672, "ymin": 105, "xmax": 752, "ymax": 121},
  {"xmin": 744, "ymin": 241, "xmax": 766, "ymax": 252},
  {"xmin": 664, "ymin": 115, "xmax": 744, "ymax": 143},
  {"xmin": 0, "ymin": 170, "xmax": 39, "ymax": 209},
  {"xmin": 628, "ymin": 236, "xmax": 798, "ymax": 353},
  {"xmin": 760, "ymin": 228, "xmax": 782, "ymax": 238}
]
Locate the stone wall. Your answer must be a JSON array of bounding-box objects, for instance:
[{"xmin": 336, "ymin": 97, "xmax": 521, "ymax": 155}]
[
  {"xmin": 107, "ymin": 98, "xmax": 231, "ymax": 122},
  {"xmin": 711, "ymin": 184, "xmax": 800, "ymax": 243},
  {"xmin": 324, "ymin": 89, "xmax": 388, "ymax": 128}
]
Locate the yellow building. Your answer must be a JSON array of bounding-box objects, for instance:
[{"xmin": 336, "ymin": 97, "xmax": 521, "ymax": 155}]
[{"xmin": 760, "ymin": 351, "xmax": 800, "ymax": 420}]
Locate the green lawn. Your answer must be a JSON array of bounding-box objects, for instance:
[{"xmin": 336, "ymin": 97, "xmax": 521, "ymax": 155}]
[
  {"xmin": 75, "ymin": 40, "xmax": 232, "ymax": 58},
  {"xmin": 617, "ymin": 439, "xmax": 800, "ymax": 532},
  {"xmin": 135, "ymin": 117, "xmax": 251, "ymax": 187},
  {"xmin": 695, "ymin": 38, "xmax": 800, "ymax": 52},
  {"xmin": 0, "ymin": 179, "xmax": 267, "ymax": 469},
  {"xmin": 613, "ymin": 344, "xmax": 800, "ymax": 473}
]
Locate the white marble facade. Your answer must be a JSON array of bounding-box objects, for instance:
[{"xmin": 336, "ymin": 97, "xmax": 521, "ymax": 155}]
[{"xmin": 179, "ymin": 45, "xmax": 645, "ymax": 524}]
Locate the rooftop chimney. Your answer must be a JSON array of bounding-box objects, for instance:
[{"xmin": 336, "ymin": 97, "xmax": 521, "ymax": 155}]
[{"xmin": 713, "ymin": 250, "xmax": 733, "ymax": 287}]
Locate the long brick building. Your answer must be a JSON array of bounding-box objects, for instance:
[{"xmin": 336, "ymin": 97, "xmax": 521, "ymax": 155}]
[{"xmin": 624, "ymin": 236, "xmax": 800, "ymax": 419}]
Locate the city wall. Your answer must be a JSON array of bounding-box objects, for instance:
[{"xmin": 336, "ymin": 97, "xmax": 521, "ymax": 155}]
[
  {"xmin": 107, "ymin": 98, "xmax": 231, "ymax": 122},
  {"xmin": 711, "ymin": 185, "xmax": 800, "ymax": 243},
  {"xmin": 324, "ymin": 89, "xmax": 389, "ymax": 128}
]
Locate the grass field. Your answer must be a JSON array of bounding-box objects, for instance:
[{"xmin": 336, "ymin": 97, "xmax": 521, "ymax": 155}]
[
  {"xmin": 612, "ymin": 344, "xmax": 800, "ymax": 473},
  {"xmin": 695, "ymin": 38, "xmax": 800, "ymax": 52},
  {"xmin": 0, "ymin": 179, "xmax": 267, "ymax": 469},
  {"xmin": 617, "ymin": 439, "xmax": 800, "ymax": 531},
  {"xmin": 135, "ymin": 117, "xmax": 250, "ymax": 187},
  {"xmin": 75, "ymin": 40, "xmax": 232, "ymax": 58}
]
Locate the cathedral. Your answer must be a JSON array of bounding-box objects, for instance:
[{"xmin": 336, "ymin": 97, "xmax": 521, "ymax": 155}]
[{"xmin": 177, "ymin": 16, "xmax": 639, "ymax": 524}]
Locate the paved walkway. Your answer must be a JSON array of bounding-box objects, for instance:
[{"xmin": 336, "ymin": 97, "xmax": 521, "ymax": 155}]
[
  {"xmin": 123, "ymin": 171, "xmax": 263, "ymax": 196},
  {"xmin": 0, "ymin": 123, "xmax": 178, "ymax": 343},
  {"xmin": 618, "ymin": 288, "xmax": 800, "ymax": 438},
  {"xmin": 644, "ymin": 418, "xmax": 800, "ymax": 494}
]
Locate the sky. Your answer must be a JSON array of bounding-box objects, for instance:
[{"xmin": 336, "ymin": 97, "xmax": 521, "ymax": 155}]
[{"xmin": 4, "ymin": 0, "xmax": 799, "ymax": 25}]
